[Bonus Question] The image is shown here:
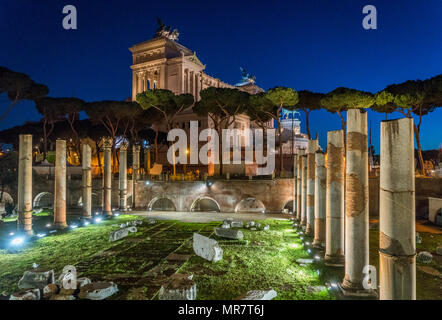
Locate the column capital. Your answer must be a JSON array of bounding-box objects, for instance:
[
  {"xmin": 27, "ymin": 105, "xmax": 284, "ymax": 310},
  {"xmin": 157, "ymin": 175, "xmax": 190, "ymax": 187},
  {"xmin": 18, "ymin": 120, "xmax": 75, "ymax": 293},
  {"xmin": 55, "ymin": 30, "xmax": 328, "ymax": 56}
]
[
  {"xmin": 102, "ymin": 137, "xmax": 113, "ymax": 149},
  {"xmin": 120, "ymin": 142, "xmax": 129, "ymax": 151}
]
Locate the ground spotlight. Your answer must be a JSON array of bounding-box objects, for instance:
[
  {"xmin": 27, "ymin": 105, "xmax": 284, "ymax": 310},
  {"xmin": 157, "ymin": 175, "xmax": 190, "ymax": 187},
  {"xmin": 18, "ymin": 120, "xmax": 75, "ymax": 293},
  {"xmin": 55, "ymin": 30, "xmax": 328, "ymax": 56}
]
[
  {"xmin": 70, "ymin": 224, "xmax": 78, "ymax": 229},
  {"xmin": 46, "ymin": 224, "xmax": 51, "ymax": 228},
  {"xmin": 314, "ymin": 255, "xmax": 321, "ymax": 260},
  {"xmin": 11, "ymin": 237, "xmax": 25, "ymax": 246},
  {"xmin": 145, "ymin": 180, "xmax": 150, "ymax": 186},
  {"xmin": 9, "ymin": 232, "xmax": 14, "ymax": 236},
  {"xmin": 94, "ymin": 217, "xmax": 102, "ymax": 223},
  {"xmin": 307, "ymin": 249, "xmax": 311, "ymax": 254},
  {"xmin": 83, "ymin": 221, "xmax": 90, "ymax": 226},
  {"xmin": 36, "ymin": 233, "xmax": 47, "ymax": 238}
]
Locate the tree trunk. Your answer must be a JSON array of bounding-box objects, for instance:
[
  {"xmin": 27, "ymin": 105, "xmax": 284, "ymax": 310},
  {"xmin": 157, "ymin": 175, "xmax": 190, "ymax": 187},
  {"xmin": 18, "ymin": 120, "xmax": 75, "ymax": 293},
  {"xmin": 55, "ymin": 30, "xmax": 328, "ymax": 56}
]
[
  {"xmin": 305, "ymin": 110, "xmax": 311, "ymax": 139},
  {"xmin": 413, "ymin": 124, "xmax": 425, "ymax": 175},
  {"xmin": 154, "ymin": 128, "xmax": 159, "ymax": 163},
  {"xmin": 95, "ymin": 141, "xmax": 103, "ymax": 177}
]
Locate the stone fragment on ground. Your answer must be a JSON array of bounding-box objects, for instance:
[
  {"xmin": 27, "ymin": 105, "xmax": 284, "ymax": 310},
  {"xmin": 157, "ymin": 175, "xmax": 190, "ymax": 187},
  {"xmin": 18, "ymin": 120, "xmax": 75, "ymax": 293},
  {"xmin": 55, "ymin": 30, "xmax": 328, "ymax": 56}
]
[
  {"xmin": 193, "ymin": 233, "xmax": 223, "ymax": 262},
  {"xmin": 296, "ymin": 258, "xmax": 314, "ymax": 264},
  {"xmin": 255, "ymin": 223, "xmax": 261, "ymax": 229},
  {"xmin": 231, "ymin": 221, "xmax": 243, "ymax": 228},
  {"xmin": 416, "ymin": 232, "xmax": 422, "ymax": 244},
  {"xmin": 158, "ymin": 274, "xmax": 196, "ymax": 300},
  {"xmin": 418, "ymin": 266, "xmax": 442, "ymax": 278},
  {"xmin": 166, "ymin": 253, "xmax": 192, "ymax": 262},
  {"xmin": 245, "ymin": 221, "xmax": 255, "ymax": 228},
  {"xmin": 214, "ymin": 227, "xmax": 244, "ymax": 240},
  {"xmin": 250, "ymin": 227, "xmax": 257, "ymax": 231},
  {"xmin": 220, "ymin": 222, "xmax": 231, "ymax": 229},
  {"xmin": 43, "ymin": 283, "xmax": 59, "ymax": 298},
  {"xmin": 78, "ymin": 282, "xmax": 118, "ymax": 300},
  {"xmin": 417, "ymin": 251, "xmax": 433, "ymax": 264},
  {"xmin": 109, "ymin": 226, "xmax": 137, "ymax": 242},
  {"xmin": 262, "ymin": 225, "xmax": 270, "ymax": 231},
  {"xmin": 147, "ymin": 219, "xmax": 156, "ymax": 224},
  {"xmin": 18, "ymin": 268, "xmax": 54, "ymax": 289},
  {"xmin": 77, "ymin": 277, "xmax": 91, "ymax": 288},
  {"xmin": 49, "ymin": 294, "xmax": 76, "ymax": 300},
  {"xmin": 10, "ymin": 288, "xmax": 40, "ymax": 300},
  {"xmin": 238, "ymin": 289, "xmax": 277, "ymax": 300},
  {"xmin": 307, "ymin": 285, "xmax": 327, "ymax": 293},
  {"xmin": 436, "ymin": 247, "xmax": 442, "ymax": 256}
]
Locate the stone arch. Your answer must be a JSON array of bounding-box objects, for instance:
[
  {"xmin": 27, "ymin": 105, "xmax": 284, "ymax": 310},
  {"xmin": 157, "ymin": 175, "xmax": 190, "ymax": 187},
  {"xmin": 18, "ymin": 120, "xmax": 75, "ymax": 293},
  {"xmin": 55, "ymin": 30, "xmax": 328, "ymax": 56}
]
[
  {"xmin": 148, "ymin": 196, "xmax": 177, "ymax": 211},
  {"xmin": 33, "ymin": 192, "xmax": 54, "ymax": 209},
  {"xmin": 235, "ymin": 197, "xmax": 266, "ymax": 214},
  {"xmin": 190, "ymin": 196, "xmax": 221, "ymax": 213},
  {"xmin": 0, "ymin": 192, "xmax": 14, "ymax": 214},
  {"xmin": 282, "ymin": 200, "xmax": 294, "ymax": 213}
]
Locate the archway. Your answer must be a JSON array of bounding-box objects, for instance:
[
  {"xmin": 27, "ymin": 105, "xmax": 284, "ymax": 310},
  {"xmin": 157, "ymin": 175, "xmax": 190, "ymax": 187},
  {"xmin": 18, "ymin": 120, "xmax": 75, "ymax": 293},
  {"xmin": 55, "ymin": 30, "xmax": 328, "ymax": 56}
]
[
  {"xmin": 282, "ymin": 200, "xmax": 294, "ymax": 213},
  {"xmin": 235, "ymin": 197, "xmax": 266, "ymax": 213},
  {"xmin": 33, "ymin": 192, "xmax": 54, "ymax": 209},
  {"xmin": 148, "ymin": 196, "xmax": 177, "ymax": 211},
  {"xmin": 0, "ymin": 192, "xmax": 14, "ymax": 214},
  {"xmin": 190, "ymin": 196, "xmax": 220, "ymax": 212}
]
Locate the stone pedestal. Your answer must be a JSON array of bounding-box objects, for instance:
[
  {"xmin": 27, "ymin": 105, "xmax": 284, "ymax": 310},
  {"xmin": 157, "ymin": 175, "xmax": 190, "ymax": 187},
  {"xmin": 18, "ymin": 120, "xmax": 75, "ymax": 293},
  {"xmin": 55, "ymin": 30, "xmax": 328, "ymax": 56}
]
[
  {"xmin": 54, "ymin": 140, "xmax": 67, "ymax": 229},
  {"xmin": 341, "ymin": 109, "xmax": 370, "ymax": 293},
  {"xmin": 325, "ymin": 130, "xmax": 345, "ymax": 266},
  {"xmin": 313, "ymin": 150, "xmax": 326, "ymax": 248},
  {"xmin": 379, "ymin": 118, "xmax": 416, "ymax": 300},
  {"xmin": 82, "ymin": 144, "xmax": 92, "ymax": 219},
  {"xmin": 119, "ymin": 143, "xmax": 128, "ymax": 212},
  {"xmin": 17, "ymin": 134, "xmax": 33, "ymax": 235},
  {"xmin": 102, "ymin": 137, "xmax": 113, "ymax": 216}
]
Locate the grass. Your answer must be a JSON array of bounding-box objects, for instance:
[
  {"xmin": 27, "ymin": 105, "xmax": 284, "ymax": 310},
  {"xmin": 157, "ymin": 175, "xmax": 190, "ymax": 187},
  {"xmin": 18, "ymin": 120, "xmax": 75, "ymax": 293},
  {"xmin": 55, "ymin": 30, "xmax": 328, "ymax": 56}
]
[{"xmin": 0, "ymin": 216, "xmax": 332, "ymax": 300}]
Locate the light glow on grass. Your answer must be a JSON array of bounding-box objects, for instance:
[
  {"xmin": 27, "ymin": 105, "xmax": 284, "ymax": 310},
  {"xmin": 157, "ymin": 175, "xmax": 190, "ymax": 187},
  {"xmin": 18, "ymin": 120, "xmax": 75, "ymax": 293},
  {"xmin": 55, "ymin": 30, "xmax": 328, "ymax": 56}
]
[
  {"xmin": 11, "ymin": 237, "xmax": 25, "ymax": 246},
  {"xmin": 94, "ymin": 217, "xmax": 102, "ymax": 223}
]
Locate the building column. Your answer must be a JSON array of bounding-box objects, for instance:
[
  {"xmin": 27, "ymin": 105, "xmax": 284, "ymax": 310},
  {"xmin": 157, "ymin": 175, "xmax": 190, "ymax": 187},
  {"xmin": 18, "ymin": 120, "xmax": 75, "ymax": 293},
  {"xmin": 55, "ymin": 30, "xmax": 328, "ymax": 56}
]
[
  {"xmin": 186, "ymin": 69, "xmax": 190, "ymax": 94},
  {"xmin": 132, "ymin": 145, "xmax": 140, "ymax": 209},
  {"xmin": 325, "ymin": 130, "xmax": 345, "ymax": 266},
  {"xmin": 132, "ymin": 71, "xmax": 137, "ymax": 100},
  {"xmin": 54, "ymin": 140, "xmax": 67, "ymax": 229},
  {"xmin": 17, "ymin": 134, "xmax": 33, "ymax": 235},
  {"xmin": 159, "ymin": 65, "xmax": 166, "ymax": 89},
  {"xmin": 296, "ymin": 149, "xmax": 305, "ymax": 221},
  {"xmin": 102, "ymin": 137, "xmax": 113, "ymax": 216},
  {"xmin": 379, "ymin": 118, "xmax": 416, "ymax": 300},
  {"xmin": 145, "ymin": 148, "xmax": 151, "ymax": 179},
  {"xmin": 82, "ymin": 144, "xmax": 92, "ymax": 219},
  {"xmin": 306, "ymin": 139, "xmax": 318, "ymax": 236},
  {"xmin": 301, "ymin": 154, "xmax": 307, "ymax": 227},
  {"xmin": 341, "ymin": 109, "xmax": 370, "ymax": 293},
  {"xmin": 293, "ymin": 153, "xmax": 298, "ymax": 216},
  {"xmin": 313, "ymin": 150, "xmax": 326, "ymax": 248},
  {"xmin": 119, "ymin": 142, "xmax": 128, "ymax": 212}
]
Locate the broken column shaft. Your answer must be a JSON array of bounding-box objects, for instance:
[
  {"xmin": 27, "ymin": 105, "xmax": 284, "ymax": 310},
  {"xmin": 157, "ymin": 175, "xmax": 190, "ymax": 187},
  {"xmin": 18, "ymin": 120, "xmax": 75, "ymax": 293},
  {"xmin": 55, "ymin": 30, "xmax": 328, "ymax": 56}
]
[
  {"xmin": 306, "ymin": 139, "xmax": 318, "ymax": 235},
  {"xmin": 119, "ymin": 142, "xmax": 128, "ymax": 212},
  {"xmin": 132, "ymin": 145, "xmax": 140, "ymax": 209},
  {"xmin": 293, "ymin": 153, "xmax": 298, "ymax": 216},
  {"xmin": 82, "ymin": 144, "xmax": 92, "ymax": 219},
  {"xmin": 102, "ymin": 137, "xmax": 113, "ymax": 216},
  {"xmin": 17, "ymin": 134, "xmax": 33, "ymax": 235},
  {"xmin": 313, "ymin": 150, "xmax": 326, "ymax": 247},
  {"xmin": 54, "ymin": 139, "xmax": 67, "ymax": 228},
  {"xmin": 301, "ymin": 154, "xmax": 307, "ymax": 226},
  {"xmin": 296, "ymin": 149, "xmax": 305, "ymax": 221},
  {"xmin": 379, "ymin": 118, "xmax": 416, "ymax": 300}
]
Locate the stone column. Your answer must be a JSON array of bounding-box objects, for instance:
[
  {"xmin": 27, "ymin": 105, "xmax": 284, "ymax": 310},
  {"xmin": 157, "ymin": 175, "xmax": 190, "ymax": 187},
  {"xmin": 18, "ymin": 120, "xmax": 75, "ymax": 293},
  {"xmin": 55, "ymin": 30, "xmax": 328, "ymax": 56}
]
[
  {"xmin": 379, "ymin": 118, "xmax": 416, "ymax": 300},
  {"xmin": 132, "ymin": 72, "xmax": 137, "ymax": 100},
  {"xmin": 296, "ymin": 149, "xmax": 305, "ymax": 221},
  {"xmin": 306, "ymin": 139, "xmax": 318, "ymax": 235},
  {"xmin": 132, "ymin": 145, "xmax": 140, "ymax": 209},
  {"xmin": 81, "ymin": 144, "xmax": 92, "ymax": 219},
  {"xmin": 293, "ymin": 153, "xmax": 298, "ymax": 216},
  {"xmin": 54, "ymin": 140, "xmax": 67, "ymax": 229},
  {"xmin": 102, "ymin": 137, "xmax": 113, "ymax": 216},
  {"xmin": 341, "ymin": 109, "xmax": 370, "ymax": 293},
  {"xmin": 17, "ymin": 134, "xmax": 33, "ymax": 235},
  {"xmin": 119, "ymin": 142, "xmax": 128, "ymax": 212},
  {"xmin": 325, "ymin": 130, "xmax": 345, "ymax": 266},
  {"xmin": 145, "ymin": 148, "xmax": 151, "ymax": 179},
  {"xmin": 300, "ymin": 154, "xmax": 307, "ymax": 227},
  {"xmin": 313, "ymin": 150, "xmax": 326, "ymax": 248}
]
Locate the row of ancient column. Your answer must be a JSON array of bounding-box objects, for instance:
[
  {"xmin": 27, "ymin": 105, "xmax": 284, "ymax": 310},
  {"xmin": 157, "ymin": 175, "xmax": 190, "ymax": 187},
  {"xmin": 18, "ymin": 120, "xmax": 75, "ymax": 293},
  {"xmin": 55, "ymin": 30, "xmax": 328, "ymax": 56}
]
[
  {"xmin": 17, "ymin": 136, "xmax": 142, "ymax": 233},
  {"xmin": 292, "ymin": 109, "xmax": 416, "ymax": 300}
]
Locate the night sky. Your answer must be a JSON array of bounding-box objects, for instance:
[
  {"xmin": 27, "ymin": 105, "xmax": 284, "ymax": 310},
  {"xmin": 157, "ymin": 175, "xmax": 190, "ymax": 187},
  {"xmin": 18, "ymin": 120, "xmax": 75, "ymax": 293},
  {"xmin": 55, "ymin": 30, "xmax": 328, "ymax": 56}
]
[{"xmin": 0, "ymin": 0, "xmax": 441, "ymax": 152}]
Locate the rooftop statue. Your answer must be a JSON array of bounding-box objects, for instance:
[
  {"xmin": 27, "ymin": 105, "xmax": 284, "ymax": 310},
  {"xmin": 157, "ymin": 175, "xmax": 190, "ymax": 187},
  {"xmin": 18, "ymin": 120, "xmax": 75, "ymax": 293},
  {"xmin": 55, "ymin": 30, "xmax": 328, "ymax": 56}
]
[
  {"xmin": 239, "ymin": 67, "xmax": 256, "ymax": 84},
  {"xmin": 155, "ymin": 18, "xmax": 179, "ymax": 41}
]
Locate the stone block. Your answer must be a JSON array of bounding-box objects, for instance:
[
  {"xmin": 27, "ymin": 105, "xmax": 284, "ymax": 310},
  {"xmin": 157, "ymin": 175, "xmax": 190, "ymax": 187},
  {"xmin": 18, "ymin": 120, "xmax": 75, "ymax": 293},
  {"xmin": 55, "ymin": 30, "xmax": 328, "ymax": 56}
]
[
  {"xmin": 158, "ymin": 274, "xmax": 196, "ymax": 300},
  {"xmin": 78, "ymin": 282, "xmax": 118, "ymax": 300},
  {"xmin": 193, "ymin": 233, "xmax": 223, "ymax": 262},
  {"xmin": 238, "ymin": 289, "xmax": 277, "ymax": 300},
  {"xmin": 18, "ymin": 269, "xmax": 54, "ymax": 289},
  {"xmin": 214, "ymin": 227, "xmax": 244, "ymax": 240}
]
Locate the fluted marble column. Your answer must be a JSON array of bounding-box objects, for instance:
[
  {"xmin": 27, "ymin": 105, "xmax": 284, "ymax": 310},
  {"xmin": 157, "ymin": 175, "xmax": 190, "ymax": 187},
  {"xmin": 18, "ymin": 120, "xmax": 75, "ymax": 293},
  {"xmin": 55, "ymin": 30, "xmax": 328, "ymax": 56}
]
[
  {"xmin": 296, "ymin": 149, "xmax": 305, "ymax": 221},
  {"xmin": 341, "ymin": 109, "xmax": 370, "ymax": 293},
  {"xmin": 119, "ymin": 142, "xmax": 128, "ymax": 211},
  {"xmin": 325, "ymin": 130, "xmax": 345, "ymax": 266},
  {"xmin": 17, "ymin": 134, "xmax": 33, "ymax": 235},
  {"xmin": 379, "ymin": 118, "xmax": 416, "ymax": 300},
  {"xmin": 132, "ymin": 145, "xmax": 140, "ymax": 209},
  {"xmin": 82, "ymin": 144, "xmax": 92, "ymax": 219},
  {"xmin": 313, "ymin": 150, "xmax": 326, "ymax": 248},
  {"xmin": 54, "ymin": 140, "xmax": 67, "ymax": 228},
  {"xmin": 102, "ymin": 137, "xmax": 113, "ymax": 216},
  {"xmin": 306, "ymin": 139, "xmax": 318, "ymax": 235}
]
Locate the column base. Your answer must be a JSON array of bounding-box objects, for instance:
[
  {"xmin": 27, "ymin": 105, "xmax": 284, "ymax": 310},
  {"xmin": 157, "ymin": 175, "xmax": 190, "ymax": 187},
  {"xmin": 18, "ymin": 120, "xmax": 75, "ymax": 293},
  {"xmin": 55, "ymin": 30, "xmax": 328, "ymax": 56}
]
[
  {"xmin": 338, "ymin": 281, "xmax": 378, "ymax": 298},
  {"xmin": 324, "ymin": 254, "xmax": 345, "ymax": 267},
  {"xmin": 305, "ymin": 224, "xmax": 314, "ymax": 236},
  {"xmin": 312, "ymin": 239, "xmax": 325, "ymax": 249},
  {"xmin": 53, "ymin": 222, "xmax": 68, "ymax": 229}
]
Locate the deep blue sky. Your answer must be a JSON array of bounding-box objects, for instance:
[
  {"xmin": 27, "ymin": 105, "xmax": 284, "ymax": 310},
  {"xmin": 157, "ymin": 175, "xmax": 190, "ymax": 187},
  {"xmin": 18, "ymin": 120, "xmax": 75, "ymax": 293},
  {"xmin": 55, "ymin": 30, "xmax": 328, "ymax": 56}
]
[{"xmin": 0, "ymin": 0, "xmax": 441, "ymax": 152}]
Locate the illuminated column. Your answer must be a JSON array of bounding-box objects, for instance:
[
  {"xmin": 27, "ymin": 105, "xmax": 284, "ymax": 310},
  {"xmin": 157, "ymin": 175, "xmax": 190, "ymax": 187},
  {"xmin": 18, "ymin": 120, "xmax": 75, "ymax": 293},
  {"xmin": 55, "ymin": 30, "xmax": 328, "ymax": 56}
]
[
  {"xmin": 306, "ymin": 139, "xmax": 318, "ymax": 236},
  {"xmin": 119, "ymin": 142, "xmax": 128, "ymax": 212},
  {"xmin": 293, "ymin": 153, "xmax": 298, "ymax": 216},
  {"xmin": 296, "ymin": 149, "xmax": 305, "ymax": 221},
  {"xmin": 132, "ymin": 145, "xmax": 140, "ymax": 208},
  {"xmin": 17, "ymin": 134, "xmax": 33, "ymax": 235},
  {"xmin": 313, "ymin": 150, "xmax": 326, "ymax": 248},
  {"xmin": 300, "ymin": 154, "xmax": 307, "ymax": 227},
  {"xmin": 145, "ymin": 148, "xmax": 151, "ymax": 179},
  {"xmin": 379, "ymin": 118, "xmax": 416, "ymax": 300},
  {"xmin": 137, "ymin": 73, "xmax": 143, "ymax": 94},
  {"xmin": 81, "ymin": 144, "xmax": 92, "ymax": 219},
  {"xmin": 325, "ymin": 130, "xmax": 345, "ymax": 266},
  {"xmin": 186, "ymin": 69, "xmax": 190, "ymax": 94},
  {"xmin": 132, "ymin": 72, "xmax": 137, "ymax": 100},
  {"xmin": 102, "ymin": 137, "xmax": 112, "ymax": 216},
  {"xmin": 341, "ymin": 109, "xmax": 369, "ymax": 293},
  {"xmin": 54, "ymin": 140, "xmax": 67, "ymax": 229}
]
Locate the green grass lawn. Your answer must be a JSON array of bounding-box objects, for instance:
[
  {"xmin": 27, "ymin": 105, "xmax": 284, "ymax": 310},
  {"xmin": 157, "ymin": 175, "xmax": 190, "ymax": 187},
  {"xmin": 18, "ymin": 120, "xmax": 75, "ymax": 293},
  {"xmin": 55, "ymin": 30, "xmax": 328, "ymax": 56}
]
[{"xmin": 0, "ymin": 216, "xmax": 332, "ymax": 300}]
